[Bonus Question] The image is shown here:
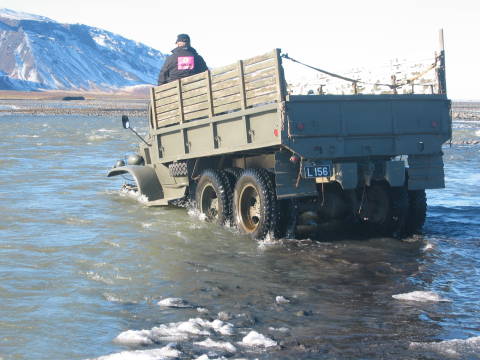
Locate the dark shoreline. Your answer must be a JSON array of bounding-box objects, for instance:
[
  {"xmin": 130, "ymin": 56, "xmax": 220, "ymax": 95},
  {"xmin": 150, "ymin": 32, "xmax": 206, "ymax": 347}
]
[
  {"xmin": 0, "ymin": 108, "xmax": 148, "ymax": 116},
  {"xmin": 1, "ymin": 98, "xmax": 479, "ymax": 120}
]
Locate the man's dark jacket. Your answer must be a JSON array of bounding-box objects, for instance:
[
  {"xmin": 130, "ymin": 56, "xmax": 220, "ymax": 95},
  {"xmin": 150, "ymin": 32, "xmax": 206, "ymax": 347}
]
[{"xmin": 157, "ymin": 46, "xmax": 208, "ymax": 85}]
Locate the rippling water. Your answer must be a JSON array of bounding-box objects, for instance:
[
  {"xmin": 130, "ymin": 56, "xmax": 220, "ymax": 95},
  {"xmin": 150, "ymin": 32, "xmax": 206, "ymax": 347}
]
[{"xmin": 1, "ymin": 103, "xmax": 479, "ymax": 360}]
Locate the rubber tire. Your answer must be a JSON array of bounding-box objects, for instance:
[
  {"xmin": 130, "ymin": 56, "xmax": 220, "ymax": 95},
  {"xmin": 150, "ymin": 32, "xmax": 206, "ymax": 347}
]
[
  {"xmin": 405, "ymin": 189, "xmax": 427, "ymax": 235},
  {"xmin": 223, "ymin": 167, "xmax": 244, "ymax": 191},
  {"xmin": 388, "ymin": 186, "xmax": 409, "ymax": 238},
  {"xmin": 233, "ymin": 168, "xmax": 278, "ymax": 240},
  {"xmin": 358, "ymin": 183, "xmax": 392, "ymax": 236},
  {"xmin": 195, "ymin": 169, "xmax": 232, "ymax": 225}
]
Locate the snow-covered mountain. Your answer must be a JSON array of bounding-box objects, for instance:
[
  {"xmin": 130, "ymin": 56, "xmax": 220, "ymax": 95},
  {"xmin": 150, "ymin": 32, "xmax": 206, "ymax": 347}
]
[{"xmin": 0, "ymin": 8, "xmax": 166, "ymax": 91}]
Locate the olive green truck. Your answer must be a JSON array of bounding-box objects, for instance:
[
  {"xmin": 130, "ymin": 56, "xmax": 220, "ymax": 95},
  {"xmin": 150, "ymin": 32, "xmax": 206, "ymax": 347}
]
[{"xmin": 108, "ymin": 48, "xmax": 451, "ymax": 239}]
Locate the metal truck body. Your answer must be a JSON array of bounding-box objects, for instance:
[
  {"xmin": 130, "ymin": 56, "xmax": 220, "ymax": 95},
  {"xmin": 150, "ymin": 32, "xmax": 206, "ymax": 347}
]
[{"xmin": 109, "ymin": 48, "xmax": 451, "ymax": 239}]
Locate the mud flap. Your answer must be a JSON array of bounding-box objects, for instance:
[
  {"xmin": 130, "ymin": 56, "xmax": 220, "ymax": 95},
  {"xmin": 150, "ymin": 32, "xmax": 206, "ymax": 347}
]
[{"xmin": 407, "ymin": 153, "xmax": 445, "ymax": 189}]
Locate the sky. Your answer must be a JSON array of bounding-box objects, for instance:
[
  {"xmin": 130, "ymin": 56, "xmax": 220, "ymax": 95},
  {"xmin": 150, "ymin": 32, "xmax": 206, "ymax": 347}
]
[{"xmin": 1, "ymin": 0, "xmax": 479, "ymax": 99}]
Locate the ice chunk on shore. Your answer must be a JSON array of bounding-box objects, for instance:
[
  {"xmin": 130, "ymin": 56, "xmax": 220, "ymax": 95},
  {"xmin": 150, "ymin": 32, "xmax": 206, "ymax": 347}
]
[
  {"xmin": 114, "ymin": 329, "xmax": 155, "ymax": 346},
  {"xmin": 90, "ymin": 344, "xmax": 181, "ymax": 360},
  {"xmin": 410, "ymin": 336, "xmax": 480, "ymax": 358},
  {"xmin": 275, "ymin": 296, "xmax": 290, "ymax": 304},
  {"xmin": 194, "ymin": 338, "xmax": 237, "ymax": 353},
  {"xmin": 114, "ymin": 318, "xmax": 234, "ymax": 346},
  {"xmin": 241, "ymin": 331, "xmax": 277, "ymax": 348},
  {"xmin": 392, "ymin": 291, "xmax": 451, "ymax": 302},
  {"xmin": 157, "ymin": 297, "xmax": 192, "ymax": 308}
]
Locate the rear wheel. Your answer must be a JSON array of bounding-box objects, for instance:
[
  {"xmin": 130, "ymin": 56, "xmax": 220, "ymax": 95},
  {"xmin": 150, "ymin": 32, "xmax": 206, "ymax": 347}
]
[
  {"xmin": 233, "ymin": 168, "xmax": 277, "ymax": 239},
  {"xmin": 405, "ymin": 189, "xmax": 427, "ymax": 235},
  {"xmin": 196, "ymin": 169, "xmax": 232, "ymax": 225},
  {"xmin": 358, "ymin": 183, "xmax": 392, "ymax": 235},
  {"xmin": 388, "ymin": 185, "xmax": 409, "ymax": 238}
]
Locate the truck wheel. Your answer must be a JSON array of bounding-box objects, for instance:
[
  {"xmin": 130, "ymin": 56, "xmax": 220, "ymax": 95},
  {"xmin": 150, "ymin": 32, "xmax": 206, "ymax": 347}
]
[
  {"xmin": 223, "ymin": 168, "xmax": 243, "ymax": 181},
  {"xmin": 358, "ymin": 183, "xmax": 392, "ymax": 236},
  {"xmin": 233, "ymin": 168, "xmax": 277, "ymax": 239},
  {"xmin": 405, "ymin": 189, "xmax": 427, "ymax": 235},
  {"xmin": 389, "ymin": 186, "xmax": 409, "ymax": 238},
  {"xmin": 196, "ymin": 169, "xmax": 232, "ymax": 225}
]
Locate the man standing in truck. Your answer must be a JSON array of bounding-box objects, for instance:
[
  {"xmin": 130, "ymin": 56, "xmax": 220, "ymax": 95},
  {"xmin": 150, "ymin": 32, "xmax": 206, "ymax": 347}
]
[{"xmin": 157, "ymin": 34, "xmax": 208, "ymax": 85}]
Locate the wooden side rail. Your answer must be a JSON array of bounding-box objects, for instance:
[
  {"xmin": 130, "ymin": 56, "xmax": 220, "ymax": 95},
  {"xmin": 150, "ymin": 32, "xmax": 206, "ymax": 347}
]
[{"xmin": 151, "ymin": 49, "xmax": 285, "ymax": 129}]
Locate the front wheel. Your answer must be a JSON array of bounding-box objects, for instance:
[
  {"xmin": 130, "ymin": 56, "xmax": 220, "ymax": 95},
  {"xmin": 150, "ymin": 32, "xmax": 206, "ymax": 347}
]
[{"xmin": 233, "ymin": 168, "xmax": 277, "ymax": 239}]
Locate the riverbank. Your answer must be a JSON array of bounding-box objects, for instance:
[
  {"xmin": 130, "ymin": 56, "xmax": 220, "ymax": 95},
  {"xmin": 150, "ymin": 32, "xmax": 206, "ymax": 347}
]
[
  {"xmin": 1, "ymin": 91, "xmax": 479, "ymax": 120},
  {"xmin": 0, "ymin": 91, "xmax": 149, "ymax": 116}
]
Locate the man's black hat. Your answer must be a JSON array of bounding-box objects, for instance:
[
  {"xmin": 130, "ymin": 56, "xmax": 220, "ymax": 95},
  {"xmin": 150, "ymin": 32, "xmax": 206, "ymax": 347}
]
[{"xmin": 176, "ymin": 34, "xmax": 190, "ymax": 43}]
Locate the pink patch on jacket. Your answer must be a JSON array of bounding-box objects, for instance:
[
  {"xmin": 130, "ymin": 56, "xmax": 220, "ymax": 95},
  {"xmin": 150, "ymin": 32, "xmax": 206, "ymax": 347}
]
[{"xmin": 178, "ymin": 56, "xmax": 194, "ymax": 70}]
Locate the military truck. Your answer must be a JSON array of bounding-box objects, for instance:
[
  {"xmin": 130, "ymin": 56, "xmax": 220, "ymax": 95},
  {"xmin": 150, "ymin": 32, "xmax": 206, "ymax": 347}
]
[{"xmin": 108, "ymin": 43, "xmax": 451, "ymax": 240}]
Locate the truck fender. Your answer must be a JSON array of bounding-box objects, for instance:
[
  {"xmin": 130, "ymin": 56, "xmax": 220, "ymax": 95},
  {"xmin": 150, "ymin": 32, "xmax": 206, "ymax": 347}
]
[{"xmin": 107, "ymin": 165, "xmax": 163, "ymax": 201}]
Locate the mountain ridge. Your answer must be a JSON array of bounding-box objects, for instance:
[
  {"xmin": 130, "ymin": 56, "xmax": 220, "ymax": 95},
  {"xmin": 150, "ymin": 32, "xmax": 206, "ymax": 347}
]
[{"xmin": 0, "ymin": 8, "xmax": 165, "ymax": 91}]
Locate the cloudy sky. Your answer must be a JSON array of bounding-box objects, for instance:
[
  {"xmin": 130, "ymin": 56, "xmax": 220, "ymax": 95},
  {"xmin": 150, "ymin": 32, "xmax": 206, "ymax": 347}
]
[{"xmin": 1, "ymin": 0, "xmax": 479, "ymax": 99}]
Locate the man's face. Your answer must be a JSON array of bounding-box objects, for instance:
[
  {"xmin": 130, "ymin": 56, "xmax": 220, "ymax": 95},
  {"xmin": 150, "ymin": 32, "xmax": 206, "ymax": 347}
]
[{"xmin": 176, "ymin": 41, "xmax": 187, "ymax": 47}]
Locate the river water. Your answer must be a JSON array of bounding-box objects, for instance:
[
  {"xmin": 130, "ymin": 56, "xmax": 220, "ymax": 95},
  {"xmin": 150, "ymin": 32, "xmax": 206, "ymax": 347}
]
[{"xmin": 1, "ymin": 101, "xmax": 479, "ymax": 360}]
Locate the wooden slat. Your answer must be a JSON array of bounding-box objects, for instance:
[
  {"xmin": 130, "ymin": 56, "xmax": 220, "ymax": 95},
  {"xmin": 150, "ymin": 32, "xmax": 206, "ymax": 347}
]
[
  {"xmin": 155, "ymin": 94, "xmax": 179, "ymax": 107},
  {"xmin": 246, "ymin": 85, "xmax": 277, "ymax": 99},
  {"xmin": 211, "ymin": 63, "xmax": 236, "ymax": 76},
  {"xmin": 238, "ymin": 60, "xmax": 247, "ymax": 109},
  {"xmin": 176, "ymin": 80, "xmax": 184, "ymax": 123},
  {"xmin": 211, "ymin": 78, "xmax": 240, "ymax": 92},
  {"xmin": 206, "ymin": 69, "xmax": 214, "ymax": 117},
  {"xmin": 155, "ymin": 81, "xmax": 177, "ymax": 92},
  {"xmin": 182, "ymin": 79, "xmax": 207, "ymax": 92},
  {"xmin": 156, "ymin": 108, "xmax": 179, "ymax": 120},
  {"xmin": 183, "ymin": 94, "xmax": 209, "ymax": 107},
  {"xmin": 155, "ymin": 87, "xmax": 178, "ymax": 98},
  {"xmin": 244, "ymin": 68, "xmax": 276, "ymax": 83},
  {"xmin": 245, "ymin": 77, "xmax": 276, "ymax": 91},
  {"xmin": 180, "ymin": 71, "xmax": 208, "ymax": 85},
  {"xmin": 184, "ymin": 109, "xmax": 210, "ymax": 121},
  {"xmin": 156, "ymin": 102, "xmax": 179, "ymax": 114},
  {"xmin": 214, "ymin": 101, "xmax": 242, "ymax": 114},
  {"xmin": 211, "ymin": 70, "xmax": 238, "ymax": 84},
  {"xmin": 183, "ymin": 101, "xmax": 210, "ymax": 114},
  {"xmin": 213, "ymin": 93, "xmax": 241, "ymax": 107},
  {"xmin": 157, "ymin": 116, "xmax": 181, "ymax": 127},
  {"xmin": 212, "ymin": 86, "xmax": 240, "ymax": 100},
  {"xmin": 243, "ymin": 50, "xmax": 276, "ymax": 66},
  {"xmin": 246, "ymin": 93, "xmax": 277, "ymax": 107},
  {"xmin": 182, "ymin": 87, "xmax": 207, "ymax": 100},
  {"xmin": 243, "ymin": 58, "xmax": 276, "ymax": 75}
]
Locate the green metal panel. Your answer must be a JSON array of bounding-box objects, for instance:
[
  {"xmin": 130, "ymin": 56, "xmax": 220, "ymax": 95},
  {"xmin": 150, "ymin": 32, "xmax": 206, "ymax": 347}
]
[
  {"xmin": 216, "ymin": 117, "xmax": 247, "ymax": 148},
  {"xmin": 158, "ymin": 131, "xmax": 184, "ymax": 159},
  {"xmin": 186, "ymin": 124, "xmax": 215, "ymax": 154},
  {"xmin": 284, "ymin": 94, "xmax": 450, "ymax": 160},
  {"xmin": 249, "ymin": 111, "xmax": 280, "ymax": 144},
  {"xmin": 342, "ymin": 100, "xmax": 393, "ymax": 135},
  {"xmin": 152, "ymin": 104, "xmax": 282, "ymax": 163}
]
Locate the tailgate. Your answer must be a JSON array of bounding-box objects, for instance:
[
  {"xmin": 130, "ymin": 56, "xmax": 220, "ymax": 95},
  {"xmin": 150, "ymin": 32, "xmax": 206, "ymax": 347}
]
[{"xmin": 284, "ymin": 94, "xmax": 451, "ymax": 159}]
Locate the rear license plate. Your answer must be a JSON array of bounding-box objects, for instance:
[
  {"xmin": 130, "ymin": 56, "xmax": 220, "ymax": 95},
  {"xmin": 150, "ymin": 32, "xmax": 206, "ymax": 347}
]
[{"xmin": 304, "ymin": 165, "xmax": 331, "ymax": 178}]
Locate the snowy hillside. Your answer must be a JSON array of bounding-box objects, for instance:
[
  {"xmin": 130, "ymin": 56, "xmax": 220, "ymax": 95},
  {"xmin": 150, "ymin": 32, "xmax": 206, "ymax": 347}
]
[{"xmin": 0, "ymin": 8, "xmax": 166, "ymax": 91}]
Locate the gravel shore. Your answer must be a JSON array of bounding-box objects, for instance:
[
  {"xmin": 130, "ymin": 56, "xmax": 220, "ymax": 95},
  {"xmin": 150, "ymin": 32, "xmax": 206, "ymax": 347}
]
[
  {"xmin": 1, "ymin": 98, "xmax": 479, "ymax": 120},
  {"xmin": 0, "ymin": 107, "xmax": 148, "ymax": 116}
]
